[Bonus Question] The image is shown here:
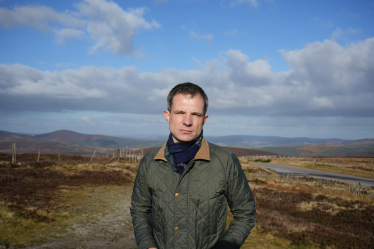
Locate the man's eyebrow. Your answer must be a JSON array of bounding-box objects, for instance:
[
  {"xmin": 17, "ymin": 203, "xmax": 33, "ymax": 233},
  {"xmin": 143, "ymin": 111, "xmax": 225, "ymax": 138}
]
[
  {"xmin": 173, "ymin": 109, "xmax": 185, "ymax": 113},
  {"xmin": 172, "ymin": 110, "xmax": 203, "ymax": 115},
  {"xmin": 191, "ymin": 111, "xmax": 203, "ymax": 115}
]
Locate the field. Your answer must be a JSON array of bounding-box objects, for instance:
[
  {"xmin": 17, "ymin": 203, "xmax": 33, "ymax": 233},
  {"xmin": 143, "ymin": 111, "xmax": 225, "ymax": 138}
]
[
  {"xmin": 259, "ymin": 140, "xmax": 374, "ymax": 157},
  {"xmin": 0, "ymin": 153, "xmax": 373, "ymax": 249},
  {"xmin": 255, "ymin": 156, "xmax": 374, "ymax": 179}
]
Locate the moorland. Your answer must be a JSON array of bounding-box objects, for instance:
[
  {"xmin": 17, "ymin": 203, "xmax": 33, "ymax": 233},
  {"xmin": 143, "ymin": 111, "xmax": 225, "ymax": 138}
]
[{"xmin": 1, "ymin": 152, "xmax": 373, "ymax": 249}]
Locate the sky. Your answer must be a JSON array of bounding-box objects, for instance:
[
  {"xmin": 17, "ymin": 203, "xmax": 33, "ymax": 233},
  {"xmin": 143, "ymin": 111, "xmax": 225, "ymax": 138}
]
[{"xmin": 0, "ymin": 0, "xmax": 374, "ymax": 140}]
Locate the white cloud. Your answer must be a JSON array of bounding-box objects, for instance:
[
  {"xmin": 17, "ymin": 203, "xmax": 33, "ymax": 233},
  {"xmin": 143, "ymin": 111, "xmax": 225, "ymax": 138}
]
[
  {"xmin": 311, "ymin": 97, "xmax": 334, "ymax": 108},
  {"xmin": 0, "ymin": 64, "xmax": 108, "ymax": 99},
  {"xmin": 230, "ymin": 0, "xmax": 259, "ymax": 8},
  {"xmin": 56, "ymin": 28, "xmax": 84, "ymax": 44},
  {"xmin": 226, "ymin": 49, "xmax": 248, "ymax": 64},
  {"xmin": 189, "ymin": 30, "xmax": 213, "ymax": 41},
  {"xmin": 0, "ymin": 4, "xmax": 84, "ymax": 31},
  {"xmin": 331, "ymin": 27, "xmax": 362, "ymax": 41},
  {"xmin": 0, "ymin": 38, "xmax": 373, "ymax": 118},
  {"xmin": 0, "ymin": 0, "xmax": 161, "ymax": 56},
  {"xmin": 77, "ymin": 0, "xmax": 161, "ymax": 55},
  {"xmin": 80, "ymin": 115, "xmax": 92, "ymax": 123}
]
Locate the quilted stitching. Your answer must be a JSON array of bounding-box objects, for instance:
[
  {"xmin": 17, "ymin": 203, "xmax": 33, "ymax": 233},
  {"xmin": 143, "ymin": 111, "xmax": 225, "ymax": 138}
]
[{"xmin": 130, "ymin": 142, "xmax": 256, "ymax": 249}]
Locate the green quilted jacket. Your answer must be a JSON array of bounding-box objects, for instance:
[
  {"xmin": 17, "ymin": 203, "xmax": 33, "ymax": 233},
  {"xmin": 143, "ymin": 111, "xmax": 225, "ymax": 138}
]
[{"xmin": 130, "ymin": 138, "xmax": 256, "ymax": 249}]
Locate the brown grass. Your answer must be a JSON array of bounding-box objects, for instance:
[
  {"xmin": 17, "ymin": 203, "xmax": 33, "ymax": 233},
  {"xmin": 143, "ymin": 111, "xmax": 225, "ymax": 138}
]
[
  {"xmin": 245, "ymin": 175, "xmax": 374, "ymax": 249},
  {"xmin": 0, "ymin": 158, "xmax": 139, "ymax": 247},
  {"xmin": 254, "ymin": 157, "xmax": 374, "ymax": 179},
  {"xmin": 1, "ymin": 155, "xmax": 374, "ymax": 248}
]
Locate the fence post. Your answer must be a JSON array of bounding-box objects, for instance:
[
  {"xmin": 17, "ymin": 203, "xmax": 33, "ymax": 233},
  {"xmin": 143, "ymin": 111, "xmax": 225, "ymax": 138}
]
[
  {"xmin": 37, "ymin": 150, "xmax": 40, "ymax": 163},
  {"xmin": 353, "ymin": 183, "xmax": 361, "ymax": 195},
  {"xmin": 55, "ymin": 150, "xmax": 61, "ymax": 164},
  {"xmin": 103, "ymin": 153, "xmax": 115, "ymax": 165},
  {"xmin": 12, "ymin": 142, "xmax": 16, "ymax": 163},
  {"xmin": 117, "ymin": 148, "xmax": 120, "ymax": 163},
  {"xmin": 283, "ymin": 175, "xmax": 292, "ymax": 184},
  {"xmin": 89, "ymin": 150, "xmax": 96, "ymax": 164}
]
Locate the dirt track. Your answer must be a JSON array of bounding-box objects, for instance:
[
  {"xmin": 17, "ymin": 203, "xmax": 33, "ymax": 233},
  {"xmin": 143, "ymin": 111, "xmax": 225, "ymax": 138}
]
[{"xmin": 21, "ymin": 185, "xmax": 137, "ymax": 249}]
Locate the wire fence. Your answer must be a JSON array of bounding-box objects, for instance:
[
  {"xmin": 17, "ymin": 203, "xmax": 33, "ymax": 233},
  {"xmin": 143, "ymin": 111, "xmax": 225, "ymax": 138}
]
[
  {"xmin": 0, "ymin": 143, "xmax": 144, "ymax": 165},
  {"xmin": 2, "ymin": 143, "xmax": 373, "ymax": 198}
]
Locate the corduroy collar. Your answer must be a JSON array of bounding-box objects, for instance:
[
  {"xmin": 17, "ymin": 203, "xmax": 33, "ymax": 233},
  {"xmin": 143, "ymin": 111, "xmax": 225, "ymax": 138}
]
[{"xmin": 154, "ymin": 137, "xmax": 210, "ymax": 162}]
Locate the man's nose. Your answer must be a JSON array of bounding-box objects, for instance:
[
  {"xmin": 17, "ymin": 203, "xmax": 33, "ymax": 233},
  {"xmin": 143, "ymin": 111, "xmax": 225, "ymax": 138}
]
[{"xmin": 183, "ymin": 115, "xmax": 192, "ymax": 126}]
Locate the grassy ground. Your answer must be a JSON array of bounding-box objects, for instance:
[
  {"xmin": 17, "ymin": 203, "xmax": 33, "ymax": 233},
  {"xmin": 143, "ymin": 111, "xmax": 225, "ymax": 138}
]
[
  {"xmin": 0, "ymin": 158, "xmax": 139, "ymax": 248},
  {"xmin": 241, "ymin": 160, "xmax": 374, "ymax": 249},
  {"xmin": 251, "ymin": 157, "xmax": 374, "ymax": 179},
  {"xmin": 1, "ymin": 156, "xmax": 374, "ymax": 248}
]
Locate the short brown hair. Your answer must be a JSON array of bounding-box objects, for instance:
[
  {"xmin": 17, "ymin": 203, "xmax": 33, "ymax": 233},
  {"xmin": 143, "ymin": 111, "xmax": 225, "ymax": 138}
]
[{"xmin": 167, "ymin": 82, "xmax": 209, "ymax": 115}]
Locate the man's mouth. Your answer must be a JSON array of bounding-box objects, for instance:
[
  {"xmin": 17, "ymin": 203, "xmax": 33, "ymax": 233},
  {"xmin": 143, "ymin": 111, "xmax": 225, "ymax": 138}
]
[{"xmin": 180, "ymin": 129, "xmax": 192, "ymax": 134}]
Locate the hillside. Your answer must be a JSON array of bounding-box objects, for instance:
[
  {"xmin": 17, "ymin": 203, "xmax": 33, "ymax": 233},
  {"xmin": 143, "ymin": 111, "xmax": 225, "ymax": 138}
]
[
  {"xmin": 205, "ymin": 135, "xmax": 345, "ymax": 147},
  {"xmin": 0, "ymin": 138, "xmax": 113, "ymax": 156},
  {"xmin": 260, "ymin": 139, "xmax": 374, "ymax": 157},
  {"xmin": 2, "ymin": 130, "xmax": 373, "ymax": 157},
  {"xmin": 0, "ymin": 130, "xmax": 34, "ymax": 140},
  {"xmin": 0, "ymin": 130, "xmax": 164, "ymax": 156},
  {"xmin": 132, "ymin": 146, "xmax": 279, "ymax": 158}
]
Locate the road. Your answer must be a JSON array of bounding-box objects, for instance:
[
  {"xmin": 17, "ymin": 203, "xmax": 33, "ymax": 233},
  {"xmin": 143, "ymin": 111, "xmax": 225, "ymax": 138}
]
[{"xmin": 252, "ymin": 162, "xmax": 374, "ymax": 187}]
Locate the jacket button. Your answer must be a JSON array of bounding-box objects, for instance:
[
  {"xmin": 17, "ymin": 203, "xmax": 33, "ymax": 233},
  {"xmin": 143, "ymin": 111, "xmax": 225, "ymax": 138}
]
[
  {"xmin": 175, "ymin": 193, "xmax": 180, "ymax": 197},
  {"xmin": 175, "ymin": 227, "xmax": 179, "ymax": 231}
]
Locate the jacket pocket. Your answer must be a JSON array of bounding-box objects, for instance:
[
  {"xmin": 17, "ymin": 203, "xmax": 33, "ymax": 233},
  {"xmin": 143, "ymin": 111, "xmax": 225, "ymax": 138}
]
[{"xmin": 195, "ymin": 195, "xmax": 225, "ymax": 249}]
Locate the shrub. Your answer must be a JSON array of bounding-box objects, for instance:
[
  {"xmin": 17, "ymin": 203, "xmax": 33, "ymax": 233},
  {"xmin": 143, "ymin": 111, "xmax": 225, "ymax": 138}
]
[{"xmin": 254, "ymin": 159, "xmax": 272, "ymax": 163}]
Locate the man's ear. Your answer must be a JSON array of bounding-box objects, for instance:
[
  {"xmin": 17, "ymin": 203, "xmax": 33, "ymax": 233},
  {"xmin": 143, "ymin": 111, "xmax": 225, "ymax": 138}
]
[
  {"xmin": 163, "ymin": 110, "xmax": 170, "ymax": 123},
  {"xmin": 203, "ymin": 114, "xmax": 209, "ymax": 125}
]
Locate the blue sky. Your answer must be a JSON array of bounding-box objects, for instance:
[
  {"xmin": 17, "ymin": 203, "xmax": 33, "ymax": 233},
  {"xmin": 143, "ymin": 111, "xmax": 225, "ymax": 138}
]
[{"xmin": 0, "ymin": 0, "xmax": 374, "ymax": 139}]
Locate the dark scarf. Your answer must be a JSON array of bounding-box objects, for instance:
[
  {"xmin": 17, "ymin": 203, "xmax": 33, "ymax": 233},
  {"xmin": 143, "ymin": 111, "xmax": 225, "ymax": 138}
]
[{"xmin": 164, "ymin": 132, "xmax": 203, "ymax": 175}]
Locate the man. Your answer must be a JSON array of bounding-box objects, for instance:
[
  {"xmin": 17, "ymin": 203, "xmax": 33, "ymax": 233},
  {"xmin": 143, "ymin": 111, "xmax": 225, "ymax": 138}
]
[{"xmin": 130, "ymin": 82, "xmax": 256, "ymax": 249}]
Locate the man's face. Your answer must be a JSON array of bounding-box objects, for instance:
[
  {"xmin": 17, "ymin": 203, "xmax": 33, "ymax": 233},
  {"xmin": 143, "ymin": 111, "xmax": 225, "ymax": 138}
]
[{"xmin": 164, "ymin": 93, "xmax": 208, "ymax": 143}]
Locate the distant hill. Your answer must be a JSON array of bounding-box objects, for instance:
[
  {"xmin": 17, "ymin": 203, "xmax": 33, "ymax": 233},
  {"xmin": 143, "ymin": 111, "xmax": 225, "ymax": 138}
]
[
  {"xmin": 33, "ymin": 130, "xmax": 109, "ymax": 144},
  {"xmin": 1, "ymin": 130, "xmax": 373, "ymax": 157},
  {"xmin": 0, "ymin": 130, "xmax": 34, "ymax": 140},
  {"xmin": 260, "ymin": 139, "xmax": 374, "ymax": 157},
  {"xmin": 204, "ymin": 135, "xmax": 345, "ymax": 147},
  {"xmin": 32, "ymin": 130, "xmax": 164, "ymax": 149},
  {"xmin": 126, "ymin": 134, "xmax": 349, "ymax": 147},
  {"xmin": 0, "ymin": 130, "xmax": 164, "ymax": 155},
  {"xmin": 132, "ymin": 146, "xmax": 279, "ymax": 158}
]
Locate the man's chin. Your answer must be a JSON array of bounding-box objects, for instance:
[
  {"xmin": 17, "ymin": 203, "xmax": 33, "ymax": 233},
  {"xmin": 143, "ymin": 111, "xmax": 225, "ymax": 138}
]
[{"xmin": 173, "ymin": 134, "xmax": 195, "ymax": 143}]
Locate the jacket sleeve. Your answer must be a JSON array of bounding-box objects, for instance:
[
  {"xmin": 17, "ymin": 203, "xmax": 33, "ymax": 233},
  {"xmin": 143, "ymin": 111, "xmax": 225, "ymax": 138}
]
[
  {"xmin": 213, "ymin": 154, "xmax": 256, "ymax": 249},
  {"xmin": 130, "ymin": 158, "xmax": 158, "ymax": 249}
]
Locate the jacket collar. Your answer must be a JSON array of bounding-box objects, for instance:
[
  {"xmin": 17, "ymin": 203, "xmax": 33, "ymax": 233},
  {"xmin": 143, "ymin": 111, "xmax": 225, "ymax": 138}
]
[{"xmin": 154, "ymin": 137, "xmax": 210, "ymax": 162}]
